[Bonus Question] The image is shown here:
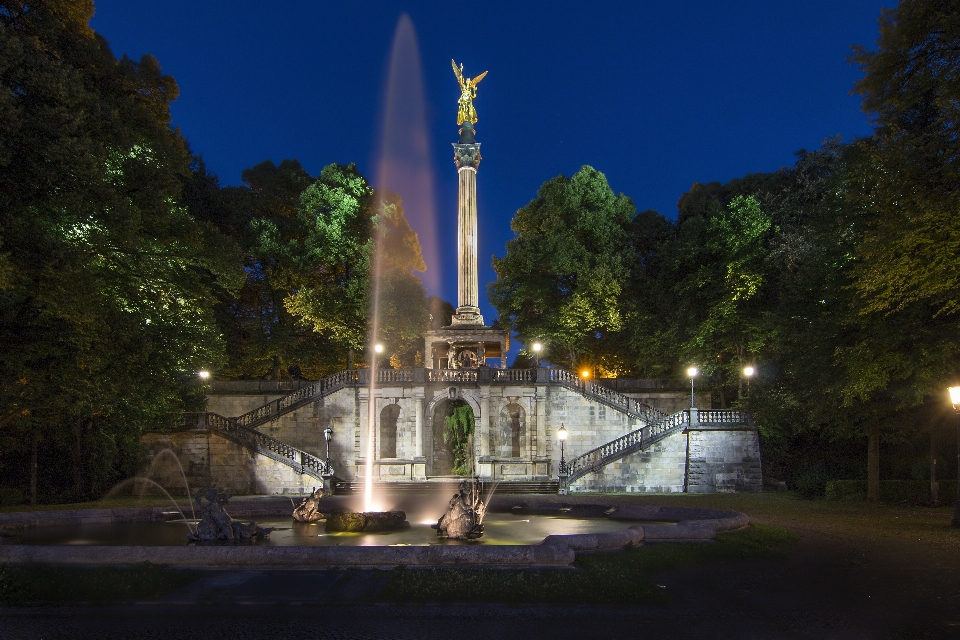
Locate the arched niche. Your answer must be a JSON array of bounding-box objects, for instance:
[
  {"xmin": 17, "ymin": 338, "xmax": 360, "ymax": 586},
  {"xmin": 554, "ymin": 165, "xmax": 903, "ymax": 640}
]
[
  {"xmin": 379, "ymin": 404, "xmax": 401, "ymax": 459},
  {"xmin": 430, "ymin": 398, "xmax": 474, "ymax": 476},
  {"xmin": 498, "ymin": 402, "xmax": 526, "ymax": 458}
]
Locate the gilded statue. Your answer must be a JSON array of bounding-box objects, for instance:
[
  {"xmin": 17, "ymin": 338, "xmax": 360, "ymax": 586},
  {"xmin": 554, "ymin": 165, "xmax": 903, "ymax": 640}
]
[{"xmin": 452, "ymin": 60, "xmax": 487, "ymax": 125}]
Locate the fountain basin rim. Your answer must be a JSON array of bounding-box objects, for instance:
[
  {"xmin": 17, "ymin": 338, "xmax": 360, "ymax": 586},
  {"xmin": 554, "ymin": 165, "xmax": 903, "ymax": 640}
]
[{"xmin": 0, "ymin": 503, "xmax": 749, "ymax": 567}]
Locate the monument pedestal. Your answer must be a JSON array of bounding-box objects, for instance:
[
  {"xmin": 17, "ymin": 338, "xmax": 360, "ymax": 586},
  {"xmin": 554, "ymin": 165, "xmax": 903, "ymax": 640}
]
[{"xmin": 424, "ymin": 325, "xmax": 509, "ymax": 370}]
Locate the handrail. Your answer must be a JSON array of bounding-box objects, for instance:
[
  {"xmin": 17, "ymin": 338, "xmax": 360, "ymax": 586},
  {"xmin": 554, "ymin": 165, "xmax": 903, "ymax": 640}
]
[
  {"xmin": 226, "ymin": 366, "xmax": 669, "ymax": 438},
  {"xmin": 565, "ymin": 410, "xmax": 690, "ymax": 485},
  {"xmin": 233, "ymin": 369, "xmax": 360, "ymax": 429},
  {"xmin": 183, "ymin": 412, "xmax": 332, "ymax": 481},
  {"xmin": 697, "ymin": 409, "xmax": 753, "ymax": 425},
  {"xmin": 547, "ymin": 369, "xmax": 667, "ymax": 424}
]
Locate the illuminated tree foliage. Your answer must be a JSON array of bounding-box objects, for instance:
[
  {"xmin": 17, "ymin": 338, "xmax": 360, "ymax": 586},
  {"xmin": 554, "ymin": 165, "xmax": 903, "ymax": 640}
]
[
  {"xmin": 278, "ymin": 164, "xmax": 429, "ymax": 369},
  {"xmin": 0, "ymin": 2, "xmax": 243, "ymax": 501},
  {"xmin": 489, "ymin": 166, "xmax": 634, "ymax": 371}
]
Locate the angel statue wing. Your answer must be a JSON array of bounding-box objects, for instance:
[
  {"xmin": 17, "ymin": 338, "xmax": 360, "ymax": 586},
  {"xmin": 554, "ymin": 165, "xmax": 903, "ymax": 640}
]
[
  {"xmin": 469, "ymin": 70, "xmax": 488, "ymax": 88},
  {"xmin": 452, "ymin": 59, "xmax": 465, "ymax": 87}
]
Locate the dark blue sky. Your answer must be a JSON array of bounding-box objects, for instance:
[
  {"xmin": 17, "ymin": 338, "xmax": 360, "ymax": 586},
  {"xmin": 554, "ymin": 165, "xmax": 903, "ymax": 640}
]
[{"xmin": 91, "ymin": 0, "xmax": 888, "ymax": 331}]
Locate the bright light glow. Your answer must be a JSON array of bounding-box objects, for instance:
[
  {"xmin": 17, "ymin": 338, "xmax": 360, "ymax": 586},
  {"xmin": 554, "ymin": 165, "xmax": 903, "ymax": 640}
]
[
  {"xmin": 374, "ymin": 343, "xmax": 384, "ymax": 353},
  {"xmin": 557, "ymin": 425, "xmax": 568, "ymax": 441},
  {"xmin": 581, "ymin": 370, "xmax": 590, "ymax": 379},
  {"xmin": 532, "ymin": 342, "xmax": 542, "ymax": 353},
  {"xmin": 687, "ymin": 367, "xmax": 698, "ymax": 378},
  {"xmin": 949, "ymin": 386, "xmax": 960, "ymax": 406},
  {"xmin": 743, "ymin": 366, "xmax": 755, "ymax": 377},
  {"xmin": 197, "ymin": 370, "xmax": 210, "ymax": 379}
]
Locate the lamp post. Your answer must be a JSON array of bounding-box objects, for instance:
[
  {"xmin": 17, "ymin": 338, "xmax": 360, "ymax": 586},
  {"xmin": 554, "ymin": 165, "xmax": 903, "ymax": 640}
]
[
  {"xmin": 532, "ymin": 342, "xmax": 542, "ymax": 367},
  {"xmin": 323, "ymin": 427, "xmax": 333, "ymax": 471},
  {"xmin": 197, "ymin": 370, "xmax": 210, "ymax": 380},
  {"xmin": 557, "ymin": 424, "xmax": 568, "ymax": 495},
  {"xmin": 743, "ymin": 366, "xmax": 755, "ymax": 395},
  {"xmin": 949, "ymin": 387, "xmax": 960, "ymax": 527},
  {"xmin": 687, "ymin": 366, "xmax": 698, "ymax": 407}
]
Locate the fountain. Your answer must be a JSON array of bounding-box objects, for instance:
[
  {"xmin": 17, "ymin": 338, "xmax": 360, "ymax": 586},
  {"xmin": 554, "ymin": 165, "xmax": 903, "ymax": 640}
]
[
  {"xmin": 433, "ymin": 479, "xmax": 486, "ymax": 539},
  {"xmin": 187, "ymin": 487, "xmax": 273, "ymax": 543},
  {"xmin": 292, "ymin": 486, "xmax": 326, "ymax": 523}
]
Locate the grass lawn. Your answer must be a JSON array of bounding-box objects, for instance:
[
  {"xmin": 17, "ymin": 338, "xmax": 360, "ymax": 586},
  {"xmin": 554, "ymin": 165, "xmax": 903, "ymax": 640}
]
[
  {"xmin": 379, "ymin": 523, "xmax": 797, "ymax": 604},
  {"xmin": 0, "ymin": 562, "xmax": 200, "ymax": 605}
]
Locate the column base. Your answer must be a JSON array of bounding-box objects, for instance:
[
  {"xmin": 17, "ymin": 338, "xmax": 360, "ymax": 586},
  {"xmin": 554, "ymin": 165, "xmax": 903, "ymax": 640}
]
[{"xmin": 451, "ymin": 307, "xmax": 484, "ymax": 327}]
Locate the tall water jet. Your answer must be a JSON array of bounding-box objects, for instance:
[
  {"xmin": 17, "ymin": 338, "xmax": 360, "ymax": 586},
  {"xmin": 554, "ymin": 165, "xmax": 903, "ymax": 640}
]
[{"xmin": 365, "ymin": 13, "xmax": 436, "ymax": 513}]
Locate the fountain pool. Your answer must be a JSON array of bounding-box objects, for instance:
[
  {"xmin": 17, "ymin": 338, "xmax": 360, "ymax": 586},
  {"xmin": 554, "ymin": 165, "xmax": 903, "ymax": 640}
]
[{"xmin": 0, "ymin": 512, "xmax": 674, "ymax": 548}]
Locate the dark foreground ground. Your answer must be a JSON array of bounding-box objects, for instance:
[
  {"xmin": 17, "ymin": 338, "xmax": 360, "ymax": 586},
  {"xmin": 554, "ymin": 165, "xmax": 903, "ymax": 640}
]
[{"xmin": 1, "ymin": 493, "xmax": 958, "ymax": 639}]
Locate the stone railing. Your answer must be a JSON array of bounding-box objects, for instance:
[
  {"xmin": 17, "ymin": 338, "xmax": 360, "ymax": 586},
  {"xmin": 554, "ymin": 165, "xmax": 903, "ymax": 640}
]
[
  {"xmin": 427, "ymin": 369, "xmax": 478, "ymax": 382},
  {"xmin": 565, "ymin": 410, "xmax": 690, "ymax": 485},
  {"xmin": 547, "ymin": 369, "xmax": 667, "ymax": 424},
  {"xmin": 221, "ymin": 366, "xmax": 670, "ymax": 436},
  {"xmin": 233, "ymin": 370, "xmax": 359, "ymax": 429},
  {"xmin": 695, "ymin": 409, "xmax": 753, "ymax": 426},
  {"xmin": 182, "ymin": 412, "xmax": 332, "ymax": 481}
]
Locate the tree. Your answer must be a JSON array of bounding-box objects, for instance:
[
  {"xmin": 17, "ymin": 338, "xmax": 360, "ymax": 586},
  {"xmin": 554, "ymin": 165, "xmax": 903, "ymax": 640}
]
[
  {"xmin": 0, "ymin": 2, "xmax": 243, "ymax": 501},
  {"xmin": 846, "ymin": 1, "xmax": 960, "ymax": 497},
  {"xmin": 489, "ymin": 166, "xmax": 635, "ymax": 371},
  {"xmin": 281, "ymin": 164, "xmax": 429, "ymax": 369}
]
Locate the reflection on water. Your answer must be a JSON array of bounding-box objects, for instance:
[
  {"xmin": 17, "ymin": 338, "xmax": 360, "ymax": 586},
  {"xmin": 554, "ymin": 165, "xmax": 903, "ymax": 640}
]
[{"xmin": 1, "ymin": 514, "xmax": 675, "ymax": 547}]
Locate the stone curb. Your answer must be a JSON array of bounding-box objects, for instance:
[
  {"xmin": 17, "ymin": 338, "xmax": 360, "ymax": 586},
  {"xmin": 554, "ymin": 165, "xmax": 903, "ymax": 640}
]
[
  {"xmin": 0, "ymin": 508, "xmax": 167, "ymax": 528},
  {"xmin": 0, "ymin": 543, "xmax": 575, "ymax": 568},
  {"xmin": 0, "ymin": 503, "xmax": 749, "ymax": 566}
]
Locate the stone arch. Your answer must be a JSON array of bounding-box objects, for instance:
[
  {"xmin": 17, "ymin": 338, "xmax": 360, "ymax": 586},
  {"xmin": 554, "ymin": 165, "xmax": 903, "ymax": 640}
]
[
  {"xmin": 498, "ymin": 402, "xmax": 526, "ymax": 458},
  {"xmin": 425, "ymin": 389, "xmax": 481, "ymax": 422},
  {"xmin": 379, "ymin": 403, "xmax": 400, "ymax": 459},
  {"xmin": 430, "ymin": 398, "xmax": 474, "ymax": 476}
]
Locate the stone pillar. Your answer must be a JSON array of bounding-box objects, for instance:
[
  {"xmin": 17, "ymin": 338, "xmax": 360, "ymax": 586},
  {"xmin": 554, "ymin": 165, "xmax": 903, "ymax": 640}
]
[
  {"xmin": 414, "ymin": 392, "xmax": 424, "ymax": 458},
  {"xmin": 479, "ymin": 388, "xmax": 490, "ymax": 457},
  {"xmin": 535, "ymin": 389, "xmax": 546, "ymax": 458},
  {"xmin": 451, "ymin": 125, "xmax": 484, "ymax": 327}
]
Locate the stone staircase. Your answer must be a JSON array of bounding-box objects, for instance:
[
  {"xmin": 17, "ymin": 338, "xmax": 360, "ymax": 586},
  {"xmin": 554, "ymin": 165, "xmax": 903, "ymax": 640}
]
[
  {"xmin": 563, "ymin": 409, "xmax": 754, "ymax": 487},
  {"xmin": 177, "ymin": 412, "xmax": 332, "ymax": 481}
]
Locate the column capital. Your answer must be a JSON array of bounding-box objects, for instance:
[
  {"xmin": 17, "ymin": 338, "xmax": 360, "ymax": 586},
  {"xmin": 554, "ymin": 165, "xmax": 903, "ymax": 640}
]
[{"xmin": 453, "ymin": 143, "xmax": 481, "ymax": 170}]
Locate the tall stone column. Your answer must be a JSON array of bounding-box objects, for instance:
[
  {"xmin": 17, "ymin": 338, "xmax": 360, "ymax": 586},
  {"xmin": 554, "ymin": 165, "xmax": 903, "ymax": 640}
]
[{"xmin": 451, "ymin": 122, "xmax": 484, "ymax": 326}]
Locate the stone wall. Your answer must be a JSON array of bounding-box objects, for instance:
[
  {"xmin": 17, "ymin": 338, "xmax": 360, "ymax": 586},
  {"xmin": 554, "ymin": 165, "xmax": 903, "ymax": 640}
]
[
  {"xmin": 165, "ymin": 378, "xmax": 761, "ymax": 494},
  {"xmin": 569, "ymin": 429, "xmax": 688, "ymax": 493},
  {"xmin": 141, "ymin": 431, "xmax": 317, "ymax": 496},
  {"xmin": 686, "ymin": 428, "xmax": 763, "ymax": 492}
]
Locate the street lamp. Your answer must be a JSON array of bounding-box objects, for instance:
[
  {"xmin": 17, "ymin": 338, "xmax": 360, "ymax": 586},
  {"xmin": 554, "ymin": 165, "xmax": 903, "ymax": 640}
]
[
  {"xmin": 323, "ymin": 427, "xmax": 333, "ymax": 470},
  {"xmin": 949, "ymin": 386, "xmax": 960, "ymax": 527},
  {"xmin": 687, "ymin": 366, "xmax": 698, "ymax": 407},
  {"xmin": 581, "ymin": 369, "xmax": 590, "ymax": 380},
  {"xmin": 374, "ymin": 343, "xmax": 384, "ymax": 354},
  {"xmin": 532, "ymin": 342, "xmax": 542, "ymax": 367},
  {"xmin": 743, "ymin": 365, "xmax": 755, "ymax": 398},
  {"xmin": 557, "ymin": 424, "xmax": 568, "ymax": 474},
  {"xmin": 197, "ymin": 370, "xmax": 210, "ymax": 380}
]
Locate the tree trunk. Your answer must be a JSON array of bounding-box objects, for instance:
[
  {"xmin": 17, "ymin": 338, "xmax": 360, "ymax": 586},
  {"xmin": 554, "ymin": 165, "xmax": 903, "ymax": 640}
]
[
  {"xmin": 71, "ymin": 418, "xmax": 85, "ymax": 496},
  {"xmin": 867, "ymin": 423, "xmax": 880, "ymax": 501},
  {"xmin": 347, "ymin": 348, "xmax": 354, "ymax": 370},
  {"xmin": 30, "ymin": 432, "xmax": 37, "ymax": 506},
  {"xmin": 931, "ymin": 425, "xmax": 940, "ymax": 507}
]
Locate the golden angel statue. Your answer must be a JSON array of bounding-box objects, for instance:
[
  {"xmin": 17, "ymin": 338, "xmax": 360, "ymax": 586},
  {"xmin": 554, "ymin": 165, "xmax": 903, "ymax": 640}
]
[{"xmin": 452, "ymin": 60, "xmax": 487, "ymax": 125}]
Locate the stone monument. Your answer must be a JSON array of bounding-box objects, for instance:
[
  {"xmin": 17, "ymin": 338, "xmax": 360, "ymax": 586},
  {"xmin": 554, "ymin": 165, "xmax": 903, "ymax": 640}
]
[{"xmin": 423, "ymin": 61, "xmax": 509, "ymax": 370}]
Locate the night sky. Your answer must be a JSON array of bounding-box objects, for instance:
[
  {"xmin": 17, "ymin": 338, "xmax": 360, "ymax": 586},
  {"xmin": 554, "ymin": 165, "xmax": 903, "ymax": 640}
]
[{"xmin": 90, "ymin": 0, "xmax": 889, "ymax": 331}]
